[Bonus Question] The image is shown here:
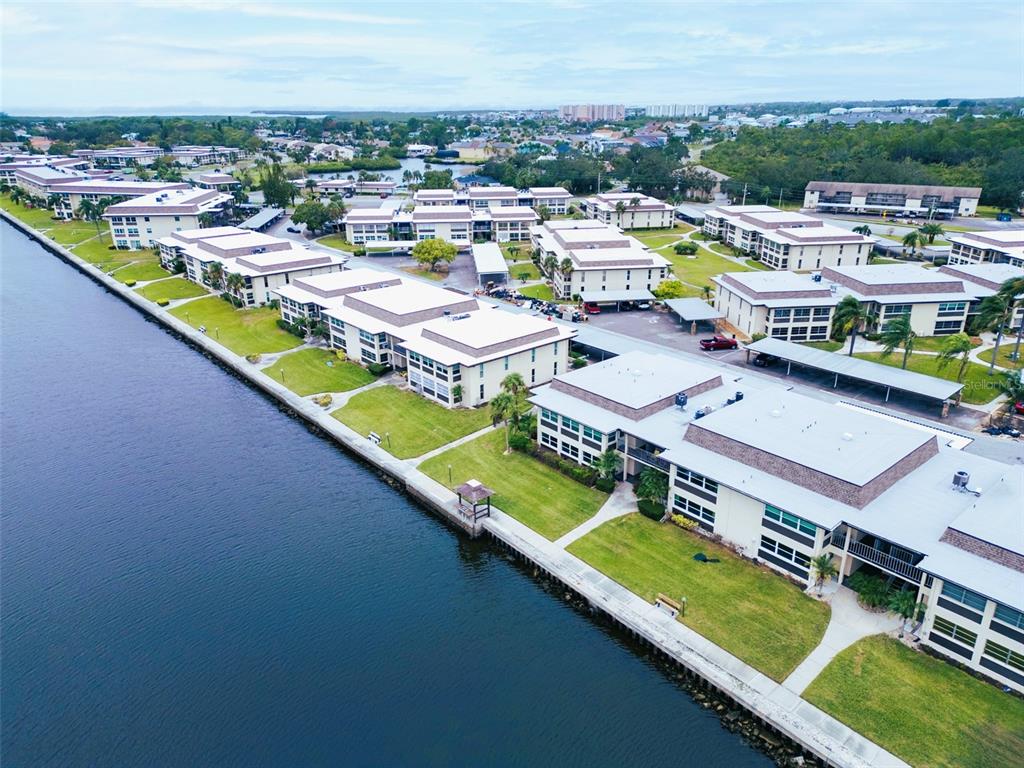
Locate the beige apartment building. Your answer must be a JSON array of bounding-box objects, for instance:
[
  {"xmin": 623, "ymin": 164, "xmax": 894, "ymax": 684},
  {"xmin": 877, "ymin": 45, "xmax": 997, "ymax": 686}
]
[
  {"xmin": 804, "ymin": 181, "xmax": 982, "ymax": 218},
  {"xmin": 583, "ymin": 192, "xmax": 675, "ymax": 230},
  {"xmin": 104, "ymin": 188, "xmax": 233, "ymax": 249},
  {"xmin": 948, "ymin": 230, "xmax": 1024, "ymax": 268}
]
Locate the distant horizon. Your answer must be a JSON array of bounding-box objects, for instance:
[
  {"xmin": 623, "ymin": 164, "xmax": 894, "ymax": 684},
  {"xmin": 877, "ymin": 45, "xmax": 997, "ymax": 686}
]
[
  {"xmin": 2, "ymin": 1, "xmax": 1020, "ymax": 114},
  {"xmin": 5, "ymin": 95, "xmax": 1021, "ymax": 120}
]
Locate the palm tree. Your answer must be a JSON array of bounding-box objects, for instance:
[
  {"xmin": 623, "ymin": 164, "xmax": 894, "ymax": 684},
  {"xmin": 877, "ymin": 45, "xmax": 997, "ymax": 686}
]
[
  {"xmin": 936, "ymin": 332, "xmax": 974, "ymax": 383},
  {"xmin": 207, "ymin": 261, "xmax": 224, "ymax": 290},
  {"xmin": 852, "ymin": 224, "xmax": 872, "ymax": 236},
  {"xmin": 47, "ymin": 193, "xmax": 64, "ymax": 213},
  {"xmin": 9, "ymin": 186, "xmax": 24, "ymax": 205},
  {"xmin": 810, "ymin": 553, "xmax": 838, "ymax": 596},
  {"xmin": 614, "ymin": 200, "xmax": 626, "ymax": 218},
  {"xmin": 879, "ymin": 314, "xmax": 916, "ymax": 369},
  {"xmin": 559, "ymin": 257, "xmax": 573, "ymax": 276},
  {"xmin": 225, "ymin": 271, "xmax": 247, "ymax": 306},
  {"xmin": 500, "ymin": 372, "xmax": 527, "ymax": 431},
  {"xmin": 595, "ymin": 448, "xmax": 620, "ymax": 482},
  {"xmin": 489, "ymin": 391, "xmax": 516, "ymax": 453},
  {"xmin": 543, "ymin": 255, "xmax": 558, "ymax": 277},
  {"xmin": 977, "ymin": 292, "xmax": 1014, "ymax": 376},
  {"xmin": 636, "ymin": 467, "xmax": 668, "ymax": 510},
  {"xmin": 198, "ymin": 212, "xmax": 214, "ymax": 228},
  {"xmin": 888, "ymin": 590, "xmax": 920, "ymax": 626},
  {"xmin": 919, "ymin": 222, "xmax": 944, "ymax": 244},
  {"xmin": 701, "ymin": 285, "xmax": 712, "ymax": 301},
  {"xmin": 76, "ymin": 199, "xmax": 105, "ymax": 238},
  {"xmin": 997, "ymin": 276, "xmax": 1024, "ymax": 363},
  {"xmin": 901, "ymin": 230, "xmax": 922, "ymax": 257},
  {"xmin": 832, "ymin": 295, "xmax": 871, "ymax": 356},
  {"xmin": 506, "ymin": 244, "xmax": 520, "ymax": 261}
]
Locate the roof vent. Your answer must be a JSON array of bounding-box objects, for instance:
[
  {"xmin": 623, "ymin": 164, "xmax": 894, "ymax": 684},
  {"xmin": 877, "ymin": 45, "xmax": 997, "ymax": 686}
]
[
  {"xmin": 770, "ymin": 409, "xmax": 782, "ymax": 418},
  {"xmin": 952, "ymin": 470, "xmax": 969, "ymax": 488}
]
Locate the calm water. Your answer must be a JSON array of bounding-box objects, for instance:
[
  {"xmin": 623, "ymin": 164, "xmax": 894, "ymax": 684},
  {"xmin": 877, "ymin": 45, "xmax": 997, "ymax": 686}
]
[
  {"xmin": 311, "ymin": 157, "xmax": 481, "ymax": 184},
  {"xmin": 0, "ymin": 223, "xmax": 770, "ymax": 767}
]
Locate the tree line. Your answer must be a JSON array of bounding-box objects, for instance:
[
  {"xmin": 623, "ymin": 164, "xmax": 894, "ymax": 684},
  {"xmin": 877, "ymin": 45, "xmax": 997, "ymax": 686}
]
[{"xmin": 701, "ymin": 117, "xmax": 1024, "ymax": 209}]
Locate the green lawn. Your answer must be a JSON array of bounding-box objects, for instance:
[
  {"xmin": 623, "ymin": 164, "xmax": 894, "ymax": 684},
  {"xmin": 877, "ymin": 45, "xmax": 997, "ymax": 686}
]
[
  {"xmin": 804, "ymin": 635, "xmax": 1024, "ymax": 768},
  {"xmin": 635, "ymin": 232, "xmax": 686, "ymax": 249},
  {"xmin": 508, "ymin": 262, "xmax": 541, "ymax": 281},
  {"xmin": 518, "ymin": 283, "xmax": 555, "ymax": 301},
  {"xmin": 262, "ymin": 348, "xmax": 375, "ymax": 395},
  {"xmin": 662, "ymin": 248, "xmax": 749, "ymax": 289},
  {"xmin": 48, "ymin": 222, "xmax": 104, "ymax": 245},
  {"xmin": 567, "ymin": 514, "xmax": 830, "ymax": 681},
  {"xmin": 978, "ymin": 344, "xmax": 1024, "ymax": 370},
  {"xmin": 136, "ymin": 277, "xmax": 210, "ymax": 302},
  {"xmin": 316, "ymin": 234, "xmax": 356, "ymax": 251},
  {"xmin": 708, "ymin": 242, "xmax": 736, "ymax": 257},
  {"xmin": 112, "ymin": 261, "xmax": 173, "ymax": 284},
  {"xmin": 690, "ymin": 232, "xmax": 713, "ymax": 241},
  {"xmin": 70, "ymin": 238, "xmax": 128, "ymax": 265},
  {"xmin": 0, "ymin": 196, "xmax": 58, "ymax": 229},
  {"xmin": 744, "ymin": 258, "xmax": 772, "ymax": 271},
  {"xmin": 500, "ymin": 242, "xmax": 532, "ymax": 261},
  {"xmin": 332, "ymin": 386, "xmax": 492, "ymax": 459},
  {"xmin": 802, "ymin": 340, "xmax": 843, "ymax": 352},
  {"xmin": 401, "ymin": 266, "xmax": 446, "ymax": 281},
  {"xmin": 854, "ymin": 351, "xmax": 999, "ymax": 405},
  {"xmin": 908, "ymin": 334, "xmax": 983, "ymax": 354},
  {"xmin": 420, "ymin": 429, "xmax": 607, "ymax": 539},
  {"xmin": 169, "ymin": 296, "xmax": 303, "ymax": 356}
]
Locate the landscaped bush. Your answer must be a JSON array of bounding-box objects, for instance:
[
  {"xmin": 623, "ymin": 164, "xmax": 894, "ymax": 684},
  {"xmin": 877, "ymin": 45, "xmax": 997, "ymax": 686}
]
[
  {"xmin": 367, "ymin": 362, "xmax": 389, "ymax": 376},
  {"xmin": 124, "ymin": 279, "xmax": 137, "ymax": 287},
  {"xmin": 595, "ymin": 476, "xmax": 615, "ymax": 493},
  {"xmin": 220, "ymin": 291, "xmax": 243, "ymax": 308},
  {"xmin": 267, "ymin": 299, "xmax": 280, "ymax": 309},
  {"xmin": 523, "ymin": 445, "xmax": 599, "ymax": 487},
  {"xmin": 570, "ymin": 356, "xmax": 587, "ymax": 369},
  {"xmin": 508, "ymin": 432, "xmax": 532, "ymax": 452},
  {"xmin": 674, "ymin": 241, "xmax": 699, "ymax": 255},
  {"xmin": 671, "ymin": 514, "xmax": 699, "ymax": 530},
  {"xmin": 751, "ymin": 332, "xmax": 767, "ymax": 342},
  {"xmin": 846, "ymin": 571, "xmax": 892, "ymax": 609},
  {"xmin": 314, "ymin": 393, "xmax": 333, "ymax": 408},
  {"xmin": 637, "ymin": 499, "xmax": 665, "ymax": 522},
  {"xmin": 275, "ymin": 318, "xmax": 306, "ymax": 338},
  {"xmin": 156, "ymin": 298, "xmax": 170, "ymax": 307},
  {"xmin": 245, "ymin": 353, "xmax": 262, "ymax": 364}
]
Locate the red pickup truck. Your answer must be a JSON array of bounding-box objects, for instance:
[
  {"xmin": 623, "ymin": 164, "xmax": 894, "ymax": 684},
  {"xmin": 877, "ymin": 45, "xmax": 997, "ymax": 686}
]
[
  {"xmin": 699, "ymin": 335, "xmax": 738, "ymax": 351},
  {"xmin": 583, "ymin": 302, "xmax": 602, "ymax": 314}
]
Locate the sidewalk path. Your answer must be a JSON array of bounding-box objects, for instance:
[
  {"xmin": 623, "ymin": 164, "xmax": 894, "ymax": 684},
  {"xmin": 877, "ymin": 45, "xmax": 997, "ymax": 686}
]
[
  {"xmin": 782, "ymin": 586, "xmax": 901, "ymax": 696},
  {"xmin": 553, "ymin": 481, "xmax": 637, "ymax": 548},
  {"xmin": 409, "ymin": 421, "xmax": 500, "ymax": 466}
]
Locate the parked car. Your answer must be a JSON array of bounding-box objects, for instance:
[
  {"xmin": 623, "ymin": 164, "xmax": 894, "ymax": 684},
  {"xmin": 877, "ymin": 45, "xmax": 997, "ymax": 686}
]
[
  {"xmin": 286, "ymin": 226, "xmax": 301, "ymax": 233},
  {"xmin": 751, "ymin": 352, "xmax": 779, "ymax": 367},
  {"xmin": 636, "ymin": 301, "xmax": 652, "ymax": 310},
  {"xmin": 699, "ymin": 335, "xmax": 738, "ymax": 351},
  {"xmin": 1014, "ymin": 400, "xmax": 1024, "ymax": 415},
  {"xmin": 583, "ymin": 302, "xmax": 601, "ymax": 314}
]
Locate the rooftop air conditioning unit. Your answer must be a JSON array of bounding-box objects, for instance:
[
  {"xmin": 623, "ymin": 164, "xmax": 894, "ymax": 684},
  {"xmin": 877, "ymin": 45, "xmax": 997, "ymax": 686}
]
[
  {"xmin": 812, "ymin": 274, "xmax": 822, "ymax": 282},
  {"xmin": 952, "ymin": 470, "xmax": 969, "ymax": 488}
]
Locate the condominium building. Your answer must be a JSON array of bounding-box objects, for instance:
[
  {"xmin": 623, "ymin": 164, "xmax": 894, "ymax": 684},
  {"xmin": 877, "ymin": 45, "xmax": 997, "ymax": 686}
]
[
  {"xmin": 412, "ymin": 186, "xmax": 572, "ymax": 215},
  {"xmin": 530, "ymin": 220, "xmax": 670, "ymax": 299},
  {"xmin": 0, "ymin": 155, "xmax": 89, "ymax": 186},
  {"xmin": 582, "ymin": 192, "xmax": 675, "ymax": 230},
  {"xmin": 559, "ymin": 104, "xmax": 626, "ymax": 122},
  {"xmin": 13, "ymin": 164, "xmax": 93, "ymax": 198},
  {"xmin": 804, "ymin": 182, "xmax": 982, "ymax": 218},
  {"xmin": 703, "ymin": 205, "xmax": 875, "ymax": 270},
  {"xmin": 713, "ymin": 262, "xmax": 1023, "ymax": 341},
  {"xmin": 169, "ymin": 145, "xmax": 246, "ymax": 166},
  {"xmin": 948, "ymin": 230, "xmax": 1024, "ymax": 268},
  {"xmin": 157, "ymin": 226, "xmax": 344, "ymax": 305},
  {"xmin": 195, "ymin": 172, "xmax": 241, "ymax": 191},
  {"xmin": 103, "ymin": 188, "xmax": 234, "ymax": 249},
  {"xmin": 284, "ymin": 276, "xmax": 574, "ymax": 405},
  {"xmin": 45, "ymin": 179, "xmax": 190, "ymax": 220},
  {"xmin": 343, "ymin": 204, "xmax": 538, "ymax": 247},
  {"xmin": 530, "ymin": 349, "xmax": 1024, "ymax": 693},
  {"xmin": 72, "ymin": 146, "xmax": 165, "ymax": 168},
  {"xmin": 644, "ymin": 104, "xmax": 710, "ymax": 118}
]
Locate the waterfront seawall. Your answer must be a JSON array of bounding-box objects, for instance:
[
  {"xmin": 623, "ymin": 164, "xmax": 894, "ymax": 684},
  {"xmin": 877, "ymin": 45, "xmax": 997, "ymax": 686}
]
[{"xmin": 1, "ymin": 211, "xmax": 910, "ymax": 768}]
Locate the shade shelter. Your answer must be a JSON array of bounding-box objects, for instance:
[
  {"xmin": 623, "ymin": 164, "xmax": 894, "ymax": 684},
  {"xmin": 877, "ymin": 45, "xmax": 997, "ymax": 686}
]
[{"xmin": 455, "ymin": 479, "xmax": 494, "ymax": 521}]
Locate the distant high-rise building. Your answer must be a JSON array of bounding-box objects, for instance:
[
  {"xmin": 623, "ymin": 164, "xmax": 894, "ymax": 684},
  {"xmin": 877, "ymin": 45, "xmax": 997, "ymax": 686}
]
[
  {"xmin": 644, "ymin": 104, "xmax": 709, "ymax": 118},
  {"xmin": 558, "ymin": 104, "xmax": 626, "ymax": 122}
]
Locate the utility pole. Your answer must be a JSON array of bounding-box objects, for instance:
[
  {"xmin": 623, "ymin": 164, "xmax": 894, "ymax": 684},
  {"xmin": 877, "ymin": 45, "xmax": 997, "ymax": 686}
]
[
  {"xmin": 778, "ymin": 188, "xmax": 784, "ymax": 207},
  {"xmin": 741, "ymin": 183, "xmax": 748, "ymax": 206}
]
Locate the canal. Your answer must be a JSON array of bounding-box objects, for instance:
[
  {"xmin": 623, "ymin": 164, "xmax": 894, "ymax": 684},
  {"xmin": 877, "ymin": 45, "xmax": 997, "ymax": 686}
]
[{"xmin": 0, "ymin": 222, "xmax": 770, "ymax": 767}]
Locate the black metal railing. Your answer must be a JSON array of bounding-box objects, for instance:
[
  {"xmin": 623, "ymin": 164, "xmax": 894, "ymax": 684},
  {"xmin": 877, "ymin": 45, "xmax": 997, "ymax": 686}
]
[{"xmin": 848, "ymin": 540, "xmax": 922, "ymax": 582}]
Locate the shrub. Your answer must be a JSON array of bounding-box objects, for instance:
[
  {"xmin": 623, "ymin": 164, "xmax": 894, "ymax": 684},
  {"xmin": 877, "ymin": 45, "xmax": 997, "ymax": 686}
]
[
  {"xmin": 245, "ymin": 354, "xmax": 262, "ymax": 364},
  {"xmin": 570, "ymin": 357, "xmax": 587, "ymax": 369},
  {"xmin": 314, "ymin": 393, "xmax": 333, "ymax": 408},
  {"xmin": 267, "ymin": 299, "xmax": 280, "ymax": 309},
  {"xmin": 846, "ymin": 571, "xmax": 892, "ymax": 609},
  {"xmin": 367, "ymin": 362, "xmax": 389, "ymax": 376},
  {"xmin": 124, "ymin": 279, "xmax": 137, "ymax": 287},
  {"xmin": 751, "ymin": 332, "xmax": 767, "ymax": 342},
  {"xmin": 354, "ymin": 247, "xmax": 367, "ymax": 257},
  {"xmin": 595, "ymin": 476, "xmax": 615, "ymax": 493},
  {"xmin": 671, "ymin": 514, "xmax": 698, "ymax": 530},
  {"xmin": 674, "ymin": 241, "xmax": 698, "ymax": 255},
  {"xmin": 156, "ymin": 298, "xmax": 170, "ymax": 307},
  {"xmin": 637, "ymin": 499, "xmax": 665, "ymax": 522},
  {"xmin": 508, "ymin": 432, "xmax": 532, "ymax": 452}
]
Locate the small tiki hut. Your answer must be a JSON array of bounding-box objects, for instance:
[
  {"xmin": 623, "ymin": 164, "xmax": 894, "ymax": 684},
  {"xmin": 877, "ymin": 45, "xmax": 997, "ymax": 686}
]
[{"xmin": 455, "ymin": 479, "xmax": 494, "ymax": 521}]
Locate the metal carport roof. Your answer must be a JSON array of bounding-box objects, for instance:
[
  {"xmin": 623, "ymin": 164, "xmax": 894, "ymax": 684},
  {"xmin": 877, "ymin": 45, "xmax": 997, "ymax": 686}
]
[
  {"xmin": 745, "ymin": 337, "xmax": 964, "ymax": 401},
  {"xmin": 579, "ymin": 289, "xmax": 654, "ymax": 303},
  {"xmin": 664, "ymin": 297, "xmax": 723, "ymax": 322}
]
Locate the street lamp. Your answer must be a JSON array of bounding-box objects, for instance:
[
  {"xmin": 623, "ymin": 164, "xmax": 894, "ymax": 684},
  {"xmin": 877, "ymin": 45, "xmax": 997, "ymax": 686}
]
[
  {"xmin": 448, "ymin": 464, "xmax": 452, "ymax": 484},
  {"xmin": 279, "ymin": 368, "xmax": 286, "ymax": 382}
]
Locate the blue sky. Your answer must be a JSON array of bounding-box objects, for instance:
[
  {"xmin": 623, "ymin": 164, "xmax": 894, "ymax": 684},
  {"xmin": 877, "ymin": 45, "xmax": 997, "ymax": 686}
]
[{"xmin": 2, "ymin": 0, "xmax": 1021, "ymax": 114}]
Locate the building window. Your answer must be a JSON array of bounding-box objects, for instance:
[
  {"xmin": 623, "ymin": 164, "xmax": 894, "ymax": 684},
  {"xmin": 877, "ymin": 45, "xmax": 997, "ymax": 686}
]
[
  {"xmin": 675, "ymin": 467, "xmax": 718, "ymax": 495},
  {"xmin": 760, "ymin": 535, "xmax": 811, "ymax": 568},
  {"xmin": 582, "ymin": 425, "xmax": 602, "ymax": 441},
  {"xmin": 541, "ymin": 432, "xmax": 558, "ymax": 449},
  {"xmin": 541, "ymin": 408, "xmax": 559, "ymax": 423},
  {"xmin": 561, "ymin": 416, "xmax": 579, "ymax": 431},
  {"xmin": 941, "ymin": 582, "xmax": 987, "ymax": 612},
  {"xmin": 932, "ymin": 616, "xmax": 978, "ymax": 647},
  {"xmin": 983, "ymin": 640, "xmax": 1024, "ymax": 672},
  {"xmin": 673, "ymin": 495, "xmax": 715, "ymax": 524},
  {"xmin": 479, "ymin": 384, "xmax": 484, "ymax": 400},
  {"xmin": 504, "ymin": 356, "xmax": 509, "ymax": 370},
  {"xmin": 764, "ymin": 504, "xmax": 816, "ymax": 536},
  {"xmin": 994, "ymin": 603, "xmax": 1024, "ymax": 629}
]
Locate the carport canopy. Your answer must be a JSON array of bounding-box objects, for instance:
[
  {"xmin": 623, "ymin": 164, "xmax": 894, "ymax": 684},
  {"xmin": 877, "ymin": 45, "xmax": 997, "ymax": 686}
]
[
  {"xmin": 745, "ymin": 337, "xmax": 964, "ymax": 402},
  {"xmin": 579, "ymin": 289, "xmax": 654, "ymax": 304},
  {"xmin": 471, "ymin": 243, "xmax": 509, "ymax": 283},
  {"xmin": 664, "ymin": 298, "xmax": 723, "ymax": 322}
]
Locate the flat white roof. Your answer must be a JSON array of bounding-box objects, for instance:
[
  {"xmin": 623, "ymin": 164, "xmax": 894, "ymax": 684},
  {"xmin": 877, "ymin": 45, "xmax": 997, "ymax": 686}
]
[
  {"xmin": 826, "ymin": 263, "xmax": 956, "ymax": 286},
  {"xmin": 353, "ymin": 281, "xmax": 468, "ymax": 313},
  {"xmin": 471, "ymin": 243, "xmax": 508, "ymax": 276}
]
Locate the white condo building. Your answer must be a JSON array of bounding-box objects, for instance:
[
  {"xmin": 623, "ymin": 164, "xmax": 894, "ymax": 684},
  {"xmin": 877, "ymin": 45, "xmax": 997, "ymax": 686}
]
[
  {"xmin": 804, "ymin": 182, "xmax": 982, "ymax": 218},
  {"xmin": 103, "ymin": 188, "xmax": 233, "ymax": 249},
  {"xmin": 530, "ymin": 349, "xmax": 1024, "ymax": 693},
  {"xmin": 948, "ymin": 230, "xmax": 1024, "ymax": 268},
  {"xmin": 530, "ymin": 220, "xmax": 670, "ymax": 300},
  {"xmin": 703, "ymin": 205, "xmax": 875, "ymax": 270},
  {"xmin": 582, "ymin": 192, "xmax": 675, "ymax": 230},
  {"xmin": 412, "ymin": 186, "xmax": 572, "ymax": 215}
]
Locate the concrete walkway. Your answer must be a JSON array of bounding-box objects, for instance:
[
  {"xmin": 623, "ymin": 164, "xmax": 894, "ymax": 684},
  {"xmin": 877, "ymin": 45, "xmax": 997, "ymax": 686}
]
[
  {"xmin": 782, "ymin": 585, "xmax": 902, "ymax": 696},
  {"xmin": 409, "ymin": 421, "xmax": 500, "ymax": 466},
  {"xmin": 553, "ymin": 481, "xmax": 637, "ymax": 549}
]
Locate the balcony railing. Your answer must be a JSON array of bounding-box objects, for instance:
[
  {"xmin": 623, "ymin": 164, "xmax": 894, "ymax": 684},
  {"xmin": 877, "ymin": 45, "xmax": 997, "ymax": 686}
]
[
  {"xmin": 627, "ymin": 446, "xmax": 670, "ymax": 472},
  {"xmin": 848, "ymin": 540, "xmax": 922, "ymax": 582}
]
